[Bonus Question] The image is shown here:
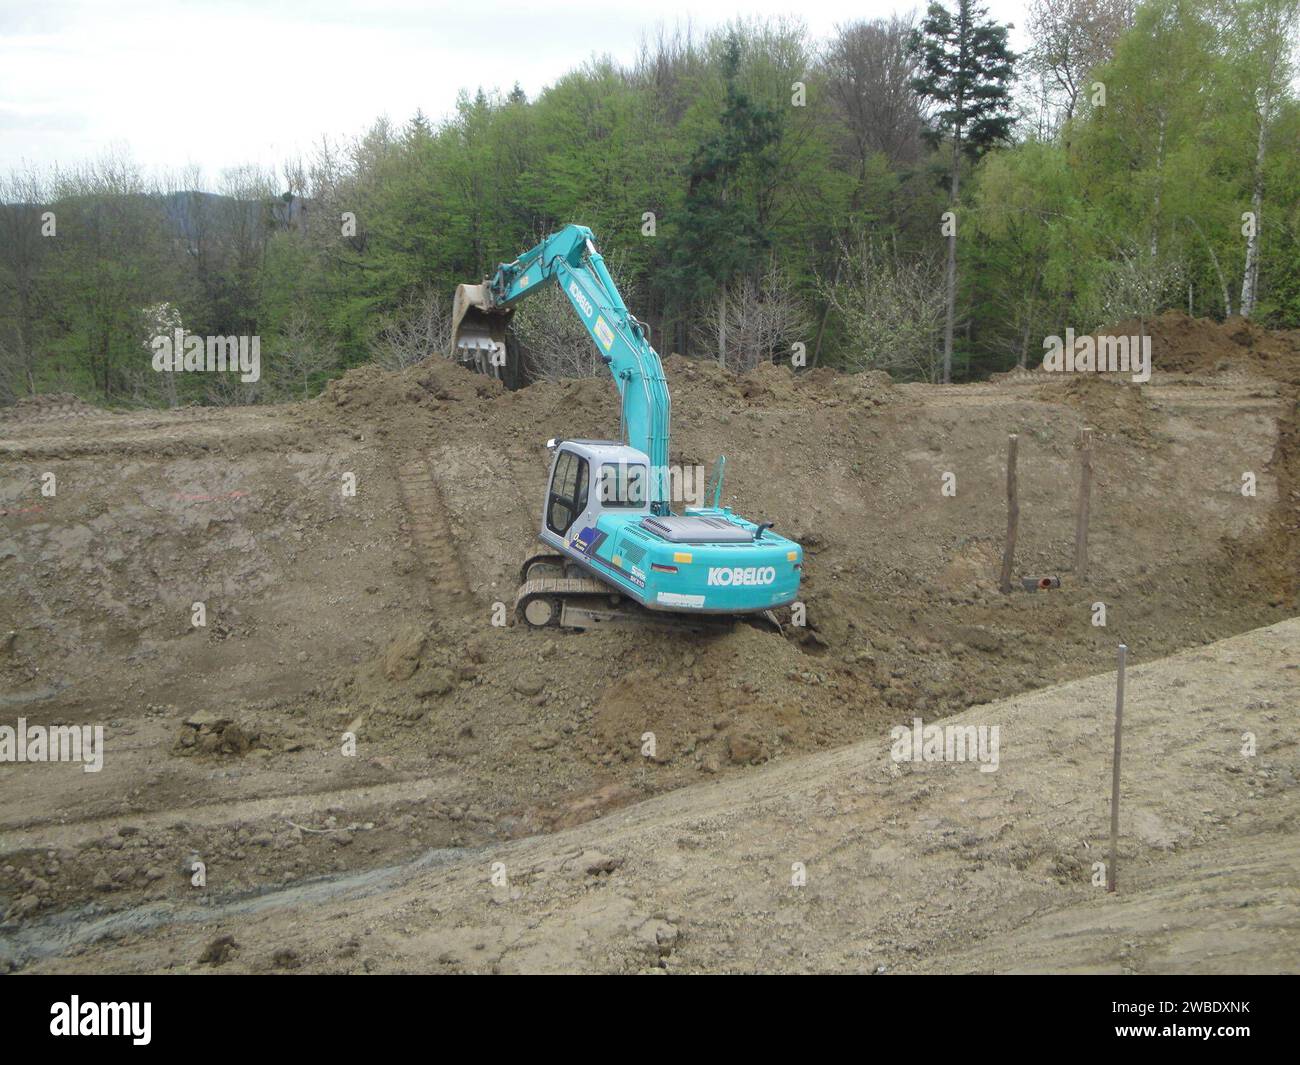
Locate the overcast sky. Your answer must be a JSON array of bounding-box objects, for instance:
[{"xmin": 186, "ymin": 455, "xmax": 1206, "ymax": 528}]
[{"xmin": 1, "ymin": 0, "xmax": 1029, "ymax": 187}]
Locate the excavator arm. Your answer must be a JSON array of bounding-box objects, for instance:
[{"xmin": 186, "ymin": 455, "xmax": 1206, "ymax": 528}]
[{"xmin": 453, "ymin": 225, "xmax": 672, "ymax": 512}]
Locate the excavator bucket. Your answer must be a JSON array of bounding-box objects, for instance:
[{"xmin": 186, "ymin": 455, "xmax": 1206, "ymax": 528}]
[{"xmin": 450, "ymin": 283, "xmax": 511, "ymax": 379}]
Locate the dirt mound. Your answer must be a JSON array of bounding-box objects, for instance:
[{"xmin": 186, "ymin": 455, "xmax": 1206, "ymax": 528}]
[
  {"xmin": 1072, "ymin": 311, "xmax": 1299, "ymax": 603},
  {"xmin": 1099, "ymin": 310, "xmax": 1300, "ymax": 385},
  {"xmin": 1054, "ymin": 373, "xmax": 1162, "ymax": 442},
  {"xmin": 0, "ymin": 392, "xmax": 103, "ymax": 422}
]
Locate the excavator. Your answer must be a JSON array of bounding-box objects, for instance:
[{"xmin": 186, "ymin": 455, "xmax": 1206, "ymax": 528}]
[{"xmin": 451, "ymin": 223, "xmax": 804, "ymax": 630}]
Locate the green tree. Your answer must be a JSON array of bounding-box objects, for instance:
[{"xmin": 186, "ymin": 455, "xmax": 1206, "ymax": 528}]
[
  {"xmin": 970, "ymin": 140, "xmax": 1077, "ymax": 369},
  {"xmin": 1222, "ymin": 0, "xmax": 1300, "ymax": 317},
  {"xmin": 667, "ymin": 33, "xmax": 781, "ymax": 362},
  {"xmin": 911, "ymin": 0, "xmax": 1017, "ymax": 381}
]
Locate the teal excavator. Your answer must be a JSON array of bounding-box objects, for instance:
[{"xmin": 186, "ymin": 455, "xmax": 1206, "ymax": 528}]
[{"xmin": 451, "ymin": 224, "xmax": 803, "ymax": 630}]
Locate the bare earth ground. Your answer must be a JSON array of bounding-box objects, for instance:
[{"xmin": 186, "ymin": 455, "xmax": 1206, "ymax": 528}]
[
  {"xmin": 0, "ymin": 311, "xmax": 1297, "ymax": 972},
  {"xmin": 9, "ymin": 617, "xmax": 1299, "ymax": 974}
]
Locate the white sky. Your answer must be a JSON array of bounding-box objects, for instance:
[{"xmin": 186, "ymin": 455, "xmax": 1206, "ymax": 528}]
[{"xmin": 0, "ymin": 0, "xmax": 1029, "ymax": 187}]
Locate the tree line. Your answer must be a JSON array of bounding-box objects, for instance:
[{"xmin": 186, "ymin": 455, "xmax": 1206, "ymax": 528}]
[{"xmin": 1, "ymin": 0, "xmax": 1297, "ymax": 406}]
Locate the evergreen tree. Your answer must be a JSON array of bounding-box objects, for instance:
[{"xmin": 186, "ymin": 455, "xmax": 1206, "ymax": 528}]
[
  {"xmin": 668, "ymin": 34, "xmax": 780, "ymax": 361},
  {"xmin": 911, "ymin": 1, "xmax": 1016, "ymax": 381}
]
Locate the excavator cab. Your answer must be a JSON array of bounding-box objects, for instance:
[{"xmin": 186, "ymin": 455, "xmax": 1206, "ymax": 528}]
[
  {"xmin": 515, "ymin": 438, "xmax": 802, "ymax": 628},
  {"xmin": 540, "ymin": 439, "xmax": 648, "ymax": 544}
]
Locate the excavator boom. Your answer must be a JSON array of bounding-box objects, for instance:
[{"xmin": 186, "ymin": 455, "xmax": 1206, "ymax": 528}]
[{"xmin": 453, "ymin": 225, "xmax": 672, "ymax": 509}]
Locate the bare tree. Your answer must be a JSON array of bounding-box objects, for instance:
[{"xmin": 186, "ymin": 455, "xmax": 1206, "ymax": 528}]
[
  {"xmin": 514, "ymin": 253, "xmax": 643, "ymax": 381},
  {"xmin": 822, "ymin": 15, "xmax": 925, "ymax": 171},
  {"xmin": 823, "ymin": 237, "xmax": 948, "ymax": 381},
  {"xmin": 1087, "ymin": 238, "xmax": 1186, "ymax": 332},
  {"xmin": 693, "ymin": 261, "xmax": 811, "ymax": 372},
  {"xmin": 631, "ymin": 21, "xmax": 706, "ymax": 122},
  {"xmin": 372, "ymin": 288, "xmax": 453, "ymax": 370},
  {"xmin": 1025, "ymin": 0, "xmax": 1136, "ymax": 132},
  {"xmin": 514, "ymin": 280, "xmax": 605, "ymax": 381},
  {"xmin": 269, "ymin": 312, "xmax": 337, "ymax": 400}
]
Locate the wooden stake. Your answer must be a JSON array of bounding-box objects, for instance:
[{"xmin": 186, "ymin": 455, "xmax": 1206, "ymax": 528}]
[
  {"xmin": 1107, "ymin": 643, "xmax": 1127, "ymax": 893},
  {"xmin": 999, "ymin": 434, "xmax": 1019, "ymax": 594},
  {"xmin": 1075, "ymin": 427, "xmax": 1094, "ymax": 581}
]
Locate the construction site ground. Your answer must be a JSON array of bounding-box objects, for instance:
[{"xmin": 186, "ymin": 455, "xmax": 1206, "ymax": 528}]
[{"xmin": 1, "ymin": 311, "xmax": 1297, "ymax": 973}]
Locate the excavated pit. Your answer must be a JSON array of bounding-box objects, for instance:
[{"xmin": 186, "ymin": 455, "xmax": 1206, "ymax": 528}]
[{"xmin": 0, "ymin": 311, "xmax": 1297, "ymax": 970}]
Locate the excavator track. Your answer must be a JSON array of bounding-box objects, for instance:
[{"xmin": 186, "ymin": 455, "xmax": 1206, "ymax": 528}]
[
  {"xmin": 519, "ymin": 552, "xmax": 569, "ymax": 583},
  {"xmin": 513, "ymin": 570, "xmax": 735, "ymax": 633},
  {"xmin": 514, "ymin": 575, "xmax": 615, "ymax": 628}
]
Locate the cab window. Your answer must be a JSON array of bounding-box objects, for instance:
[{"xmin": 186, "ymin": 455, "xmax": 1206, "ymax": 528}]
[
  {"xmin": 546, "ymin": 451, "xmax": 589, "ymax": 536},
  {"xmin": 598, "ymin": 462, "xmax": 647, "ymax": 508}
]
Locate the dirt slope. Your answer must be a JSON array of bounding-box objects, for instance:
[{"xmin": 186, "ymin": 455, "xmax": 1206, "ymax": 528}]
[
  {"xmin": 12, "ymin": 616, "xmax": 1296, "ymax": 974},
  {"xmin": 0, "ymin": 312, "xmax": 1297, "ymax": 968}
]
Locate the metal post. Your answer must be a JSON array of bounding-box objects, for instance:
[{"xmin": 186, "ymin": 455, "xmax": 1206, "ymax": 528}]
[
  {"xmin": 1107, "ymin": 643, "xmax": 1127, "ymax": 893},
  {"xmin": 1075, "ymin": 427, "xmax": 1093, "ymax": 581},
  {"xmin": 999, "ymin": 434, "xmax": 1019, "ymax": 594}
]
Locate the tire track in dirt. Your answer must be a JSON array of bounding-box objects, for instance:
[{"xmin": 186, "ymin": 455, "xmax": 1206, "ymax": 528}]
[{"xmin": 395, "ymin": 455, "xmax": 473, "ymax": 613}]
